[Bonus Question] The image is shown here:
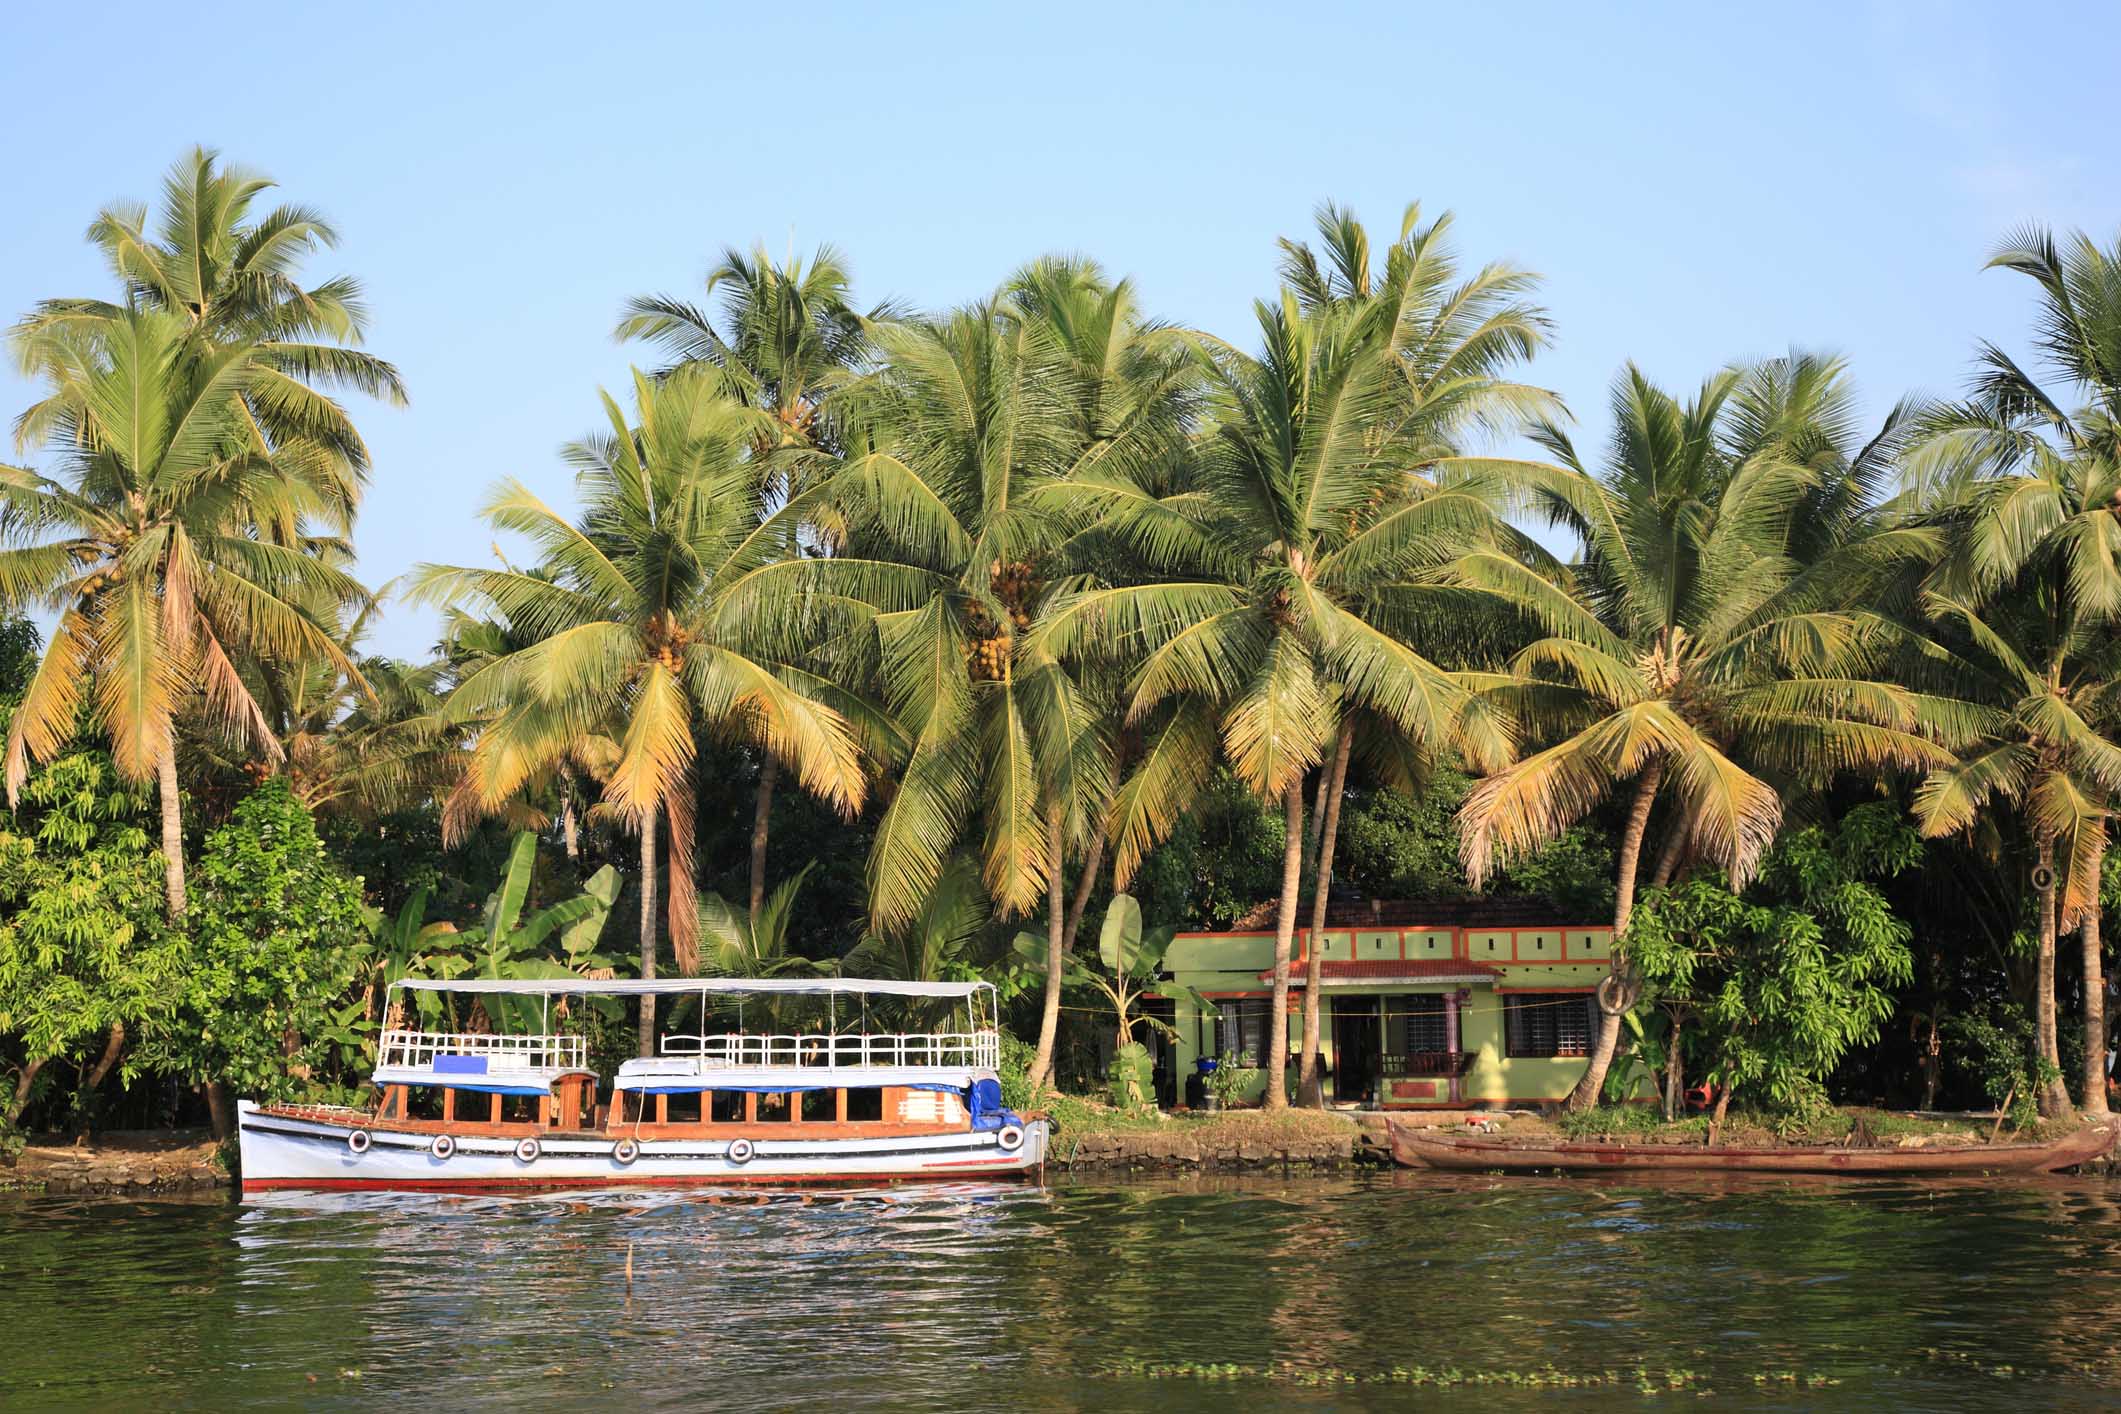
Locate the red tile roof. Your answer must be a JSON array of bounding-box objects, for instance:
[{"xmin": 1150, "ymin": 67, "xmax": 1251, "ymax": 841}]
[{"xmin": 1262, "ymin": 959, "xmax": 1501, "ymax": 985}]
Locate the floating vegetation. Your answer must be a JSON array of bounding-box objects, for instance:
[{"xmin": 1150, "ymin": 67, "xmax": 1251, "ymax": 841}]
[{"xmin": 1090, "ymin": 1359, "xmax": 1831, "ymax": 1394}]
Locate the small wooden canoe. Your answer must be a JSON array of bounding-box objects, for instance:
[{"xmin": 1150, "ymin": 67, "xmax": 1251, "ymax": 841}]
[{"xmin": 1388, "ymin": 1118, "xmax": 2117, "ymax": 1176}]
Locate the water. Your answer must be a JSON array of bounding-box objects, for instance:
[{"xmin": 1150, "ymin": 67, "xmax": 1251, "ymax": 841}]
[{"xmin": 3, "ymin": 1173, "xmax": 2118, "ymax": 1410}]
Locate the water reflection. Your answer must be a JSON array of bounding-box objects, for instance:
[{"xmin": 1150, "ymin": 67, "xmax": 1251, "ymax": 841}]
[{"xmin": 5, "ymin": 1175, "xmax": 2121, "ymax": 1410}]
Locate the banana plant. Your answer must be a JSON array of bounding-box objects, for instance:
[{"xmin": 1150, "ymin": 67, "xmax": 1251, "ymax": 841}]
[
  {"xmin": 1012, "ymin": 893, "xmax": 1212, "ymax": 1110},
  {"xmin": 375, "ymin": 833, "xmax": 626, "ymax": 1033}
]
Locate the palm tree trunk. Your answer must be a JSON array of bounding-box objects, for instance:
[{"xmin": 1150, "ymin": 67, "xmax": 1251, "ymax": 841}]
[
  {"xmin": 1026, "ymin": 825, "xmax": 1067, "ymax": 1093},
  {"xmin": 1297, "ymin": 726, "xmax": 1353, "ymax": 1107},
  {"xmin": 1305, "ymin": 760, "xmax": 1331, "ymax": 873},
  {"xmin": 156, "ymin": 743, "xmax": 223, "ymax": 1130},
  {"xmin": 1648, "ymin": 824, "xmax": 1687, "ymax": 891},
  {"xmin": 156, "ymin": 742, "xmax": 186, "ymax": 917},
  {"xmin": 1061, "ymin": 815, "xmax": 1109, "ymax": 954},
  {"xmin": 559, "ymin": 793, "xmax": 580, "ymax": 862},
  {"xmin": 638, "ymin": 806, "xmax": 659, "ymax": 1057},
  {"xmin": 2034, "ymin": 835, "xmax": 2074, "ymax": 1119},
  {"xmin": 1568, "ymin": 760, "xmax": 1664, "ymax": 1112},
  {"xmin": 2083, "ymin": 824, "xmax": 2111, "ymax": 1117},
  {"xmin": 2083, "ymin": 899, "xmax": 2109, "ymax": 1118},
  {"xmin": 1264, "ymin": 779, "xmax": 1305, "ymax": 1113},
  {"xmin": 749, "ymin": 756, "xmax": 778, "ymax": 929}
]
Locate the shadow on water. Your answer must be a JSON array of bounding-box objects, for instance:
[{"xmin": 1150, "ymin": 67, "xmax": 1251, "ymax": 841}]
[{"xmin": 5, "ymin": 1172, "xmax": 2121, "ymax": 1411}]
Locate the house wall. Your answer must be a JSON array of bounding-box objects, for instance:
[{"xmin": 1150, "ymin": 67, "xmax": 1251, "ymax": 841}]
[{"xmin": 1166, "ymin": 922, "xmax": 1634, "ymax": 1108}]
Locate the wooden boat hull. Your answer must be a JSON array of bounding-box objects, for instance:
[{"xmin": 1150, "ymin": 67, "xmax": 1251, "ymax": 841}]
[
  {"xmin": 1388, "ymin": 1118, "xmax": 2117, "ymax": 1176},
  {"xmin": 237, "ymin": 1101, "xmax": 1049, "ymax": 1195}
]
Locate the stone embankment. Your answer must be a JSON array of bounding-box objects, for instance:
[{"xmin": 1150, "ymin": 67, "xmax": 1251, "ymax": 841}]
[
  {"xmin": 1049, "ymin": 1113, "xmax": 1368, "ymax": 1172},
  {"xmin": 4, "ymin": 1130, "xmax": 226, "ymax": 1195}
]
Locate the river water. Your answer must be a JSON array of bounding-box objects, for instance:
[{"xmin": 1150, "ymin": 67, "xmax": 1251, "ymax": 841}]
[{"xmin": 3, "ymin": 1173, "xmax": 2118, "ymax": 1410}]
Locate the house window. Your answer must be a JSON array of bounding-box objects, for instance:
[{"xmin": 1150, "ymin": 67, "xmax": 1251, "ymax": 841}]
[
  {"xmin": 1392, "ymin": 995, "xmax": 1449, "ymax": 1054},
  {"xmin": 1216, "ymin": 999, "xmax": 1272, "ymax": 1066},
  {"xmin": 1504, "ymin": 993, "xmax": 1596, "ymax": 1058}
]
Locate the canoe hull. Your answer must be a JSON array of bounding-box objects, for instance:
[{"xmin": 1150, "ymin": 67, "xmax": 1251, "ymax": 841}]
[
  {"xmin": 237, "ymin": 1100, "xmax": 1048, "ymax": 1195},
  {"xmin": 1387, "ymin": 1118, "xmax": 2117, "ymax": 1176}
]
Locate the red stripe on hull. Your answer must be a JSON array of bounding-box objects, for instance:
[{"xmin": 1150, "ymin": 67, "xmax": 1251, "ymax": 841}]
[{"xmin": 242, "ymin": 1166, "xmax": 1035, "ymax": 1196}]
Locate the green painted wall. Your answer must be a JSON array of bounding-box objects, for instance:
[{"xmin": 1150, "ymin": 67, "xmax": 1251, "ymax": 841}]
[{"xmin": 1165, "ymin": 924, "xmax": 1627, "ymax": 1107}]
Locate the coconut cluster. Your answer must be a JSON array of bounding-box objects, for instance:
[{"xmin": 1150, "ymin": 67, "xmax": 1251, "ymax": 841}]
[{"xmin": 963, "ymin": 559, "xmax": 1038, "ymax": 681}]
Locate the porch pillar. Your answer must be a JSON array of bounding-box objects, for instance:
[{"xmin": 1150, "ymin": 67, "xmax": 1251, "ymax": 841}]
[{"xmin": 1445, "ymin": 990, "xmax": 1465, "ymax": 1104}]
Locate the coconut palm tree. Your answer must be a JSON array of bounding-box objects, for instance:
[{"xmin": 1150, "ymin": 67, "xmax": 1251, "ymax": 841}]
[
  {"xmin": 11, "ymin": 146, "xmax": 405, "ymax": 536},
  {"xmin": 799, "ymin": 265, "xmax": 1189, "ymax": 1089},
  {"xmin": 1900, "ymin": 228, "xmax": 2121, "ymax": 1115},
  {"xmin": 410, "ymin": 367, "xmax": 868, "ymax": 1052},
  {"xmin": 1457, "ymin": 363, "xmax": 1958, "ymax": 1109},
  {"xmin": 1036, "ymin": 287, "xmax": 1524, "ymax": 1109},
  {"xmin": 1269, "ymin": 200, "xmax": 1563, "ymax": 1103},
  {"xmin": 618, "ymin": 245, "xmax": 898, "ymax": 924},
  {"xmin": 0, "ymin": 310, "xmax": 370, "ymax": 917}
]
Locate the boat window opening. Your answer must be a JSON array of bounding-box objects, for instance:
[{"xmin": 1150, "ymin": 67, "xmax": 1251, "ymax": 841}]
[
  {"xmin": 709, "ymin": 1091, "xmax": 745, "ymax": 1123},
  {"xmin": 499, "ymin": 1094, "xmax": 538, "ymax": 1124},
  {"xmin": 755, "ymin": 1092, "xmax": 795, "ymax": 1124},
  {"xmin": 1504, "ymin": 993, "xmax": 1596, "ymax": 1058},
  {"xmin": 401, "ymin": 1086, "xmax": 443, "ymax": 1121},
  {"xmin": 664, "ymin": 1092, "xmax": 703, "ymax": 1123},
  {"xmin": 844, "ymin": 1087, "xmax": 883, "ymax": 1122},
  {"xmin": 800, "ymin": 1090, "xmax": 835, "ymax": 1122}
]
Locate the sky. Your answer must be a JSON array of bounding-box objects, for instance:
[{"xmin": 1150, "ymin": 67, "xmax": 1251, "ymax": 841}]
[{"xmin": 4, "ymin": 1, "xmax": 2118, "ymax": 660}]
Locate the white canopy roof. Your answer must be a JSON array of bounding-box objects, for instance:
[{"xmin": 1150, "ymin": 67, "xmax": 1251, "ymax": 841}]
[{"xmin": 389, "ymin": 977, "xmax": 990, "ymax": 1000}]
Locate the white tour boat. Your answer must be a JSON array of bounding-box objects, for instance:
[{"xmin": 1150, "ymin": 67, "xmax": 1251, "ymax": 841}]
[{"xmin": 237, "ymin": 977, "xmax": 1048, "ymax": 1195}]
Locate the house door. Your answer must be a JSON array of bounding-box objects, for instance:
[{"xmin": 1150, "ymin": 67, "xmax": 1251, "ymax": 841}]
[{"xmin": 1332, "ymin": 999, "xmax": 1381, "ymax": 1103}]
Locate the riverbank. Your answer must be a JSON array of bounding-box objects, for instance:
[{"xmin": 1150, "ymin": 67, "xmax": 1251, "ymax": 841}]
[
  {"xmin": 1043, "ymin": 1104, "xmax": 1365, "ymax": 1171},
  {"xmin": 3, "ymin": 1129, "xmax": 226, "ymax": 1196}
]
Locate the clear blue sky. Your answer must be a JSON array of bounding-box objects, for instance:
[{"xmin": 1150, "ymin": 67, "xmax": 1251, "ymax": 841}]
[{"xmin": 5, "ymin": 1, "xmax": 2117, "ymax": 659}]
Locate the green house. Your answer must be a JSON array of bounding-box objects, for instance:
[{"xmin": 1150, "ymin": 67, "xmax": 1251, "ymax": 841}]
[{"xmin": 1160, "ymin": 900, "xmax": 1615, "ymax": 1108}]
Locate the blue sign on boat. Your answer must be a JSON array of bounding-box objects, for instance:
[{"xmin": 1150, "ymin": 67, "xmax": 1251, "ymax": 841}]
[{"xmin": 434, "ymin": 1054, "xmax": 490, "ymax": 1075}]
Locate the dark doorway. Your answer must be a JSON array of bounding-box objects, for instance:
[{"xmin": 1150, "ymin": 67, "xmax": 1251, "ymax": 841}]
[{"xmin": 1332, "ymin": 999, "xmax": 1381, "ymax": 1103}]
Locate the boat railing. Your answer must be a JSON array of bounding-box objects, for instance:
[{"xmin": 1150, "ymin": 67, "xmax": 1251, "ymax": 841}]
[
  {"xmin": 659, "ymin": 1029, "xmax": 1000, "ymax": 1070},
  {"xmin": 378, "ymin": 1029, "xmax": 588, "ymax": 1072}
]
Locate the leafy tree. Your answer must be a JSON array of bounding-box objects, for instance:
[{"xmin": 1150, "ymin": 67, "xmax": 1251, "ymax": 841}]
[
  {"xmin": 146, "ymin": 779, "xmax": 368, "ymax": 1134},
  {"xmin": 1628, "ymin": 803, "xmax": 1920, "ymax": 1118},
  {"xmin": 0, "ymin": 752, "xmax": 181, "ymax": 1133}
]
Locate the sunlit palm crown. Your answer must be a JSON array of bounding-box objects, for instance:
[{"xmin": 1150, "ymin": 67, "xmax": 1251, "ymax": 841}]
[
  {"xmin": 10, "ymin": 147, "xmax": 405, "ymax": 539},
  {"xmin": 1458, "ymin": 360, "xmax": 1962, "ymax": 889},
  {"xmin": 796, "ymin": 262, "xmax": 1194, "ymax": 927},
  {"xmin": 1031, "ymin": 205, "xmax": 1568, "ymax": 884},
  {"xmin": 410, "ymin": 368, "xmax": 869, "ymax": 954},
  {"xmin": 1892, "ymin": 230, "xmax": 2121, "ymax": 923},
  {"xmin": 0, "ymin": 309, "xmax": 369, "ymax": 795}
]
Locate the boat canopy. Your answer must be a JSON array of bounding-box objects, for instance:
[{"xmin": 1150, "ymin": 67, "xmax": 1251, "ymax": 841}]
[{"xmin": 389, "ymin": 977, "xmax": 991, "ymax": 999}]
